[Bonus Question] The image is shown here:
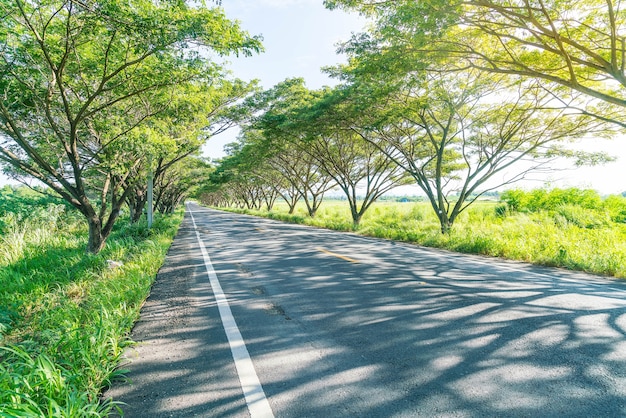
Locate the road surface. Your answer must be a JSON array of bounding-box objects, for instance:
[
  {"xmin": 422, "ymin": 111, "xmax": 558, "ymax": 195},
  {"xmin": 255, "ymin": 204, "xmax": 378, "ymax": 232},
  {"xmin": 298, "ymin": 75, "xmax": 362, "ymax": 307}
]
[{"xmin": 105, "ymin": 204, "xmax": 626, "ymax": 417}]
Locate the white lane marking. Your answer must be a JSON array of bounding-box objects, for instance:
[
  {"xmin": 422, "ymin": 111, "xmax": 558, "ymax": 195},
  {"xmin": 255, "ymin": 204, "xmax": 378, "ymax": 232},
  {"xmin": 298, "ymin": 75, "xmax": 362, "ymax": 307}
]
[{"xmin": 188, "ymin": 205, "xmax": 274, "ymax": 418}]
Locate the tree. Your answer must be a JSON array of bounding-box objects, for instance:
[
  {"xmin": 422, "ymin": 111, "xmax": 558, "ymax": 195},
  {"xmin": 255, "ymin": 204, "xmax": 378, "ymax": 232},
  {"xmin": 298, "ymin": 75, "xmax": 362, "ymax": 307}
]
[
  {"xmin": 238, "ymin": 131, "xmax": 303, "ymax": 213},
  {"xmin": 0, "ymin": 0, "xmax": 261, "ymax": 253},
  {"xmin": 250, "ymin": 79, "xmax": 411, "ymax": 225},
  {"xmin": 234, "ymin": 79, "xmax": 337, "ymax": 216},
  {"xmin": 207, "ymin": 141, "xmax": 270, "ymax": 210},
  {"xmin": 154, "ymin": 157, "xmax": 214, "ymax": 214},
  {"xmin": 301, "ymin": 113, "xmax": 412, "ymax": 226},
  {"xmin": 325, "ymin": 0, "xmax": 626, "ymax": 127},
  {"xmin": 267, "ymin": 141, "xmax": 335, "ymax": 217},
  {"xmin": 124, "ymin": 78, "xmax": 257, "ymax": 223},
  {"xmin": 349, "ymin": 69, "xmax": 613, "ymax": 232}
]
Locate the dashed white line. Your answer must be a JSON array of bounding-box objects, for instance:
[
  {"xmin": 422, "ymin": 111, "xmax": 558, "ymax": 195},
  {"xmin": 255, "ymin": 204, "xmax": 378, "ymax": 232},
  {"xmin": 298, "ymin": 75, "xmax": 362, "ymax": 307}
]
[{"xmin": 188, "ymin": 204, "xmax": 274, "ymax": 418}]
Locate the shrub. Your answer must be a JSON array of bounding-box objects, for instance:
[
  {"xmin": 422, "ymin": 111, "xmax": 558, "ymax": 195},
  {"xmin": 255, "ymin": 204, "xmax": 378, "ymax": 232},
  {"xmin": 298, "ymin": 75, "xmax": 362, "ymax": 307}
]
[
  {"xmin": 603, "ymin": 195, "xmax": 626, "ymax": 223},
  {"xmin": 500, "ymin": 189, "xmax": 530, "ymax": 212},
  {"xmin": 555, "ymin": 204, "xmax": 609, "ymax": 229},
  {"xmin": 501, "ymin": 188, "xmax": 603, "ymax": 212},
  {"xmin": 494, "ymin": 204, "xmax": 508, "ymax": 218},
  {"xmin": 407, "ymin": 204, "xmax": 426, "ymax": 221}
]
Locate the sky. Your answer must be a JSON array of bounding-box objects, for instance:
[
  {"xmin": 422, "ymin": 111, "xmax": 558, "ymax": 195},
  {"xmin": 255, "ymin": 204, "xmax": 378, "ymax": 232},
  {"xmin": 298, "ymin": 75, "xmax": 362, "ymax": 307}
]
[
  {"xmin": 205, "ymin": 0, "xmax": 626, "ymax": 195},
  {"xmin": 219, "ymin": 0, "xmax": 365, "ymax": 90}
]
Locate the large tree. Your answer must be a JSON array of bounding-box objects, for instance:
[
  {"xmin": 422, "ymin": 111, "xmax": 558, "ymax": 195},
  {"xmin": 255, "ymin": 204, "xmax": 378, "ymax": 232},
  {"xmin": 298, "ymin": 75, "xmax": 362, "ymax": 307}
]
[
  {"xmin": 309, "ymin": 131, "xmax": 410, "ymax": 226},
  {"xmin": 266, "ymin": 140, "xmax": 335, "ymax": 217},
  {"xmin": 325, "ymin": 0, "xmax": 626, "ymax": 127},
  {"xmin": 124, "ymin": 77, "xmax": 257, "ymax": 223},
  {"xmin": 346, "ymin": 70, "xmax": 614, "ymax": 232},
  {"xmin": 0, "ymin": 0, "xmax": 261, "ymax": 253}
]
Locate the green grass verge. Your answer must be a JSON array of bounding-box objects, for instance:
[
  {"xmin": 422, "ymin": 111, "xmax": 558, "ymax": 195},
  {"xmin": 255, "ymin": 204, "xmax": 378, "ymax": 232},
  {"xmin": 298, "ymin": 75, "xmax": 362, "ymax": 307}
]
[
  {"xmin": 0, "ymin": 205, "xmax": 183, "ymax": 417},
  {"xmin": 220, "ymin": 199, "xmax": 626, "ymax": 279}
]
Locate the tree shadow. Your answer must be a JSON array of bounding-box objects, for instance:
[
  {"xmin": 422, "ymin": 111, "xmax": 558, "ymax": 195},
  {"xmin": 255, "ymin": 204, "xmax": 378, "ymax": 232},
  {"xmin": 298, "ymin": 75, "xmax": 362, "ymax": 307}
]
[{"xmin": 106, "ymin": 207, "xmax": 626, "ymax": 417}]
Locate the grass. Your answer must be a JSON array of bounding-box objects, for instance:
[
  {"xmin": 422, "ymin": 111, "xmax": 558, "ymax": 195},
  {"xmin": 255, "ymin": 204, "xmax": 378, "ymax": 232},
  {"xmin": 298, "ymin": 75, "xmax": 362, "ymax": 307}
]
[
  {"xmin": 0, "ymin": 195, "xmax": 183, "ymax": 417},
  {"xmin": 221, "ymin": 198, "xmax": 626, "ymax": 279}
]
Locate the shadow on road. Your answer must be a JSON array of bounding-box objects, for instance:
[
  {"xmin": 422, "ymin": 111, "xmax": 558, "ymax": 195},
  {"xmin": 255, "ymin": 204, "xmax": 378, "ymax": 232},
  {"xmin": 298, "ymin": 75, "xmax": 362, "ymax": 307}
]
[{"xmin": 106, "ymin": 208, "xmax": 626, "ymax": 417}]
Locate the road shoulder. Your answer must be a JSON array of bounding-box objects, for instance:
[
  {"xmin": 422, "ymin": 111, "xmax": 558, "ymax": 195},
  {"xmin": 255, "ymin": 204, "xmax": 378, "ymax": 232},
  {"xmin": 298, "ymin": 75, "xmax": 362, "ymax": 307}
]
[{"xmin": 103, "ymin": 211, "xmax": 248, "ymax": 417}]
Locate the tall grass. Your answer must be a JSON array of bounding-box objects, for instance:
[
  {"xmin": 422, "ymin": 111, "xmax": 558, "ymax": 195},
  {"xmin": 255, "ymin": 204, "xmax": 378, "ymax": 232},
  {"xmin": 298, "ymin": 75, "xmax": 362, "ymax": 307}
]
[
  {"xmin": 221, "ymin": 191, "xmax": 626, "ymax": 279},
  {"xmin": 0, "ymin": 189, "xmax": 183, "ymax": 417}
]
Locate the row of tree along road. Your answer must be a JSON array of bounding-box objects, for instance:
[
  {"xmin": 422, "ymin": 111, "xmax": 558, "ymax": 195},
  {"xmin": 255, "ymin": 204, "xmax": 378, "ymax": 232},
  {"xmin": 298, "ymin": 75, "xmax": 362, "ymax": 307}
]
[
  {"xmin": 2, "ymin": 0, "xmax": 626, "ymax": 253},
  {"xmin": 201, "ymin": 0, "xmax": 626, "ymax": 233},
  {"xmin": 0, "ymin": 1, "xmax": 261, "ymax": 253}
]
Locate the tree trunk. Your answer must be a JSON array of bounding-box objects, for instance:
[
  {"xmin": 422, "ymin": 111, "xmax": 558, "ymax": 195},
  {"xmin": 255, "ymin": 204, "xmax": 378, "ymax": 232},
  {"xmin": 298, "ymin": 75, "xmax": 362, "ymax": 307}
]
[
  {"xmin": 127, "ymin": 187, "xmax": 147, "ymax": 224},
  {"xmin": 350, "ymin": 205, "xmax": 362, "ymax": 228},
  {"xmin": 129, "ymin": 198, "xmax": 145, "ymax": 223},
  {"xmin": 305, "ymin": 195, "xmax": 322, "ymax": 217},
  {"xmin": 439, "ymin": 214, "xmax": 452, "ymax": 234},
  {"xmin": 87, "ymin": 217, "xmax": 106, "ymax": 254}
]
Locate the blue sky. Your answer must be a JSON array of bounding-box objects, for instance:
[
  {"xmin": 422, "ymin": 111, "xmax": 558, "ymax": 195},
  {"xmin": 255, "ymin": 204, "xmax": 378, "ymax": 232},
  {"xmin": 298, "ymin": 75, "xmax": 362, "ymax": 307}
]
[{"xmin": 219, "ymin": 0, "xmax": 366, "ymax": 90}]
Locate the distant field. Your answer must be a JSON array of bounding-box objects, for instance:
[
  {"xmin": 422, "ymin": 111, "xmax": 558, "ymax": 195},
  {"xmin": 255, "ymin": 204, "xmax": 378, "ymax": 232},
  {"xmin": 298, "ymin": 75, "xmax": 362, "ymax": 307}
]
[{"xmin": 221, "ymin": 194, "xmax": 626, "ymax": 279}]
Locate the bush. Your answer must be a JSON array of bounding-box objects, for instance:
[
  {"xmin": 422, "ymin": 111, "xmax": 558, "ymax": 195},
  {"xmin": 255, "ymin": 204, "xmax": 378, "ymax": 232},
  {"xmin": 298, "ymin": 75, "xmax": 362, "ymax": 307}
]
[
  {"xmin": 500, "ymin": 189, "xmax": 530, "ymax": 212},
  {"xmin": 494, "ymin": 204, "xmax": 508, "ymax": 218},
  {"xmin": 555, "ymin": 204, "xmax": 609, "ymax": 229},
  {"xmin": 0, "ymin": 186, "xmax": 73, "ymax": 224},
  {"xmin": 603, "ymin": 195, "xmax": 626, "ymax": 223},
  {"xmin": 501, "ymin": 188, "xmax": 602, "ymax": 212}
]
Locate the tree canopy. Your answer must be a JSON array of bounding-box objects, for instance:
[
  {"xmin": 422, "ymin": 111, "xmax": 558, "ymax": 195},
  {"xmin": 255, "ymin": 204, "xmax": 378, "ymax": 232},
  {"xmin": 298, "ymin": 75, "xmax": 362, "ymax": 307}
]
[
  {"xmin": 0, "ymin": 0, "xmax": 261, "ymax": 253},
  {"xmin": 325, "ymin": 0, "xmax": 626, "ymax": 127}
]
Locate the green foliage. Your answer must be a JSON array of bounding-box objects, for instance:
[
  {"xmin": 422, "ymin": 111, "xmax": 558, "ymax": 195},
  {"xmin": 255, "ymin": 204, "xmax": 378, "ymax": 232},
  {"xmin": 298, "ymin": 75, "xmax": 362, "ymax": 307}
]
[
  {"xmin": 554, "ymin": 205, "xmax": 609, "ymax": 229},
  {"xmin": 499, "ymin": 188, "xmax": 626, "ymax": 229},
  {"xmin": 501, "ymin": 188, "xmax": 603, "ymax": 212},
  {"xmin": 494, "ymin": 204, "xmax": 508, "ymax": 218},
  {"xmin": 0, "ymin": 0, "xmax": 261, "ymax": 254},
  {"xmin": 499, "ymin": 189, "xmax": 529, "ymax": 212},
  {"xmin": 325, "ymin": 0, "xmax": 626, "ymax": 125},
  {"xmin": 0, "ymin": 187, "xmax": 75, "ymax": 233},
  {"xmin": 603, "ymin": 195, "xmax": 626, "ymax": 223},
  {"xmin": 0, "ymin": 191, "xmax": 183, "ymax": 416}
]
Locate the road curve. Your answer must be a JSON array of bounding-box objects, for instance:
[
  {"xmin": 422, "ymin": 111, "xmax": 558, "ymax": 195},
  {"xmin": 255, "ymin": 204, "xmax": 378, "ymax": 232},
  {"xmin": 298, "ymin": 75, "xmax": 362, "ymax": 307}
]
[{"xmin": 106, "ymin": 204, "xmax": 626, "ymax": 417}]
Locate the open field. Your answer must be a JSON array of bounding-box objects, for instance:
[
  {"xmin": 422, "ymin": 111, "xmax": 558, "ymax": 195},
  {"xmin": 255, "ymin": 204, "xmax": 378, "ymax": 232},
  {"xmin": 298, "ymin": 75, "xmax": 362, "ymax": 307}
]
[
  {"xmin": 0, "ymin": 188, "xmax": 183, "ymax": 416},
  {"xmin": 220, "ymin": 192, "xmax": 626, "ymax": 279}
]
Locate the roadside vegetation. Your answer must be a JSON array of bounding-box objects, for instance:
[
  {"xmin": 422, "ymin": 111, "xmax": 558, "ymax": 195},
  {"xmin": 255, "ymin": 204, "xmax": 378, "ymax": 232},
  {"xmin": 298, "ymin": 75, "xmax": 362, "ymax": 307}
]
[
  {"xmin": 0, "ymin": 1, "xmax": 260, "ymax": 254},
  {"xmin": 0, "ymin": 186, "xmax": 183, "ymax": 416},
  {"xmin": 216, "ymin": 187, "xmax": 626, "ymax": 279}
]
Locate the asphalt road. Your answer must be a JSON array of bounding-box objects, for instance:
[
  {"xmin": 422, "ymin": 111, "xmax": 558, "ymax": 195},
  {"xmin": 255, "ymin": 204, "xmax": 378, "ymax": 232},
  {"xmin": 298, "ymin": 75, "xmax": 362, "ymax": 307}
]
[{"xmin": 105, "ymin": 204, "xmax": 626, "ymax": 417}]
